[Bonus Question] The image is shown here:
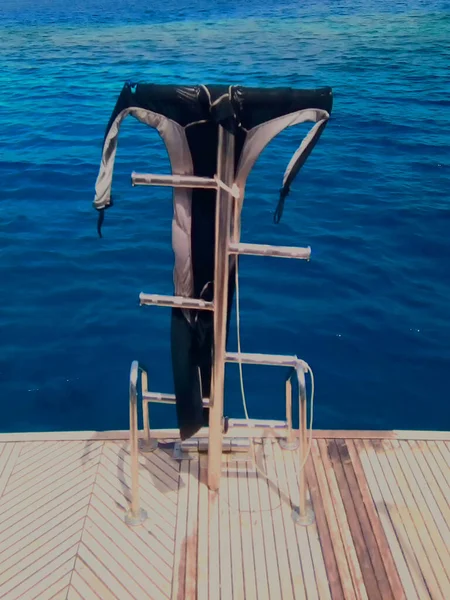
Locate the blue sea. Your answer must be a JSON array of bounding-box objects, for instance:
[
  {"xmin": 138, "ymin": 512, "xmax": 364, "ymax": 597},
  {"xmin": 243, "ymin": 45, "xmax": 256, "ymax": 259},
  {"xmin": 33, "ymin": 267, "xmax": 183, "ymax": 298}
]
[{"xmin": 1, "ymin": 0, "xmax": 449, "ymax": 434}]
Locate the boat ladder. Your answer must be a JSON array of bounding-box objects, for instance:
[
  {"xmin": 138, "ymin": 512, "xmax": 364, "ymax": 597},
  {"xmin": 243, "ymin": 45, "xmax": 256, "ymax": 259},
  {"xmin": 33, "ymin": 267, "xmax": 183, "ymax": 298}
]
[{"xmin": 125, "ymin": 126, "xmax": 314, "ymax": 528}]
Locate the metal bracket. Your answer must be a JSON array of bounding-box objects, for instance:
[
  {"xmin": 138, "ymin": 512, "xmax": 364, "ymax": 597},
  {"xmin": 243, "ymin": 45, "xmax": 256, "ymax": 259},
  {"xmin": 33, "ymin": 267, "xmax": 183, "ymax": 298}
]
[
  {"xmin": 173, "ymin": 441, "xmax": 196, "ymax": 461},
  {"xmin": 139, "ymin": 438, "xmax": 158, "ymax": 453},
  {"xmin": 172, "ymin": 438, "xmax": 251, "ymax": 461},
  {"xmin": 279, "ymin": 438, "xmax": 300, "ymax": 451},
  {"xmin": 124, "ymin": 507, "xmax": 148, "ymax": 526},
  {"xmin": 292, "ymin": 501, "xmax": 315, "ymax": 526}
]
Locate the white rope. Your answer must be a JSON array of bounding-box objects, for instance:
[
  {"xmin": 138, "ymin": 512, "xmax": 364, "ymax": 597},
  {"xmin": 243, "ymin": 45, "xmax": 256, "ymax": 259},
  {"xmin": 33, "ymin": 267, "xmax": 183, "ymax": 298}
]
[{"xmin": 234, "ymin": 256, "xmax": 315, "ymax": 495}]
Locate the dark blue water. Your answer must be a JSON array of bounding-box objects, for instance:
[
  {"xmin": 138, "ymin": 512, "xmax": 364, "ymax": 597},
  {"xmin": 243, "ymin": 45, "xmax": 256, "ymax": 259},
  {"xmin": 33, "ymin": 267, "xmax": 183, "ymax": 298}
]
[{"xmin": 1, "ymin": 0, "xmax": 449, "ymax": 434}]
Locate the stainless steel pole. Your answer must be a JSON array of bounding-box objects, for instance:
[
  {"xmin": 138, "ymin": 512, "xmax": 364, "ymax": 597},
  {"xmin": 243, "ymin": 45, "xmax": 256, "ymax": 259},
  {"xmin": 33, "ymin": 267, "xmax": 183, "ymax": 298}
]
[
  {"xmin": 280, "ymin": 375, "xmax": 299, "ymax": 450},
  {"xmin": 140, "ymin": 369, "xmax": 158, "ymax": 453},
  {"xmin": 293, "ymin": 366, "xmax": 314, "ymax": 526},
  {"xmin": 125, "ymin": 361, "xmax": 148, "ymax": 526},
  {"xmin": 298, "ymin": 367, "xmax": 307, "ymax": 517},
  {"xmin": 207, "ymin": 125, "xmax": 235, "ymax": 491}
]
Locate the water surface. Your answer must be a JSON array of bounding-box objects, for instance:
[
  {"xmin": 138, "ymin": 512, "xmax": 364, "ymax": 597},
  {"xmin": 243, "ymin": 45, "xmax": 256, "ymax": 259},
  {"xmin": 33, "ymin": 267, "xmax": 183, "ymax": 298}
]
[{"xmin": 1, "ymin": 0, "xmax": 449, "ymax": 433}]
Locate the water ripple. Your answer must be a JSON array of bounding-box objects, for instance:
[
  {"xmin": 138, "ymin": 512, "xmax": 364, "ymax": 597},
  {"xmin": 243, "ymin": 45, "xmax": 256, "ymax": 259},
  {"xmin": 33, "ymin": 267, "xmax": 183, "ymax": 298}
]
[{"xmin": 0, "ymin": 1, "xmax": 449, "ymax": 433}]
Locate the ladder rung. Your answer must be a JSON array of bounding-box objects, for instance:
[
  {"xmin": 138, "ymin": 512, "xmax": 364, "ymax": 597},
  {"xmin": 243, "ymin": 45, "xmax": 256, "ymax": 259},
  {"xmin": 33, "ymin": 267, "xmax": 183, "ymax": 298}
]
[
  {"xmin": 228, "ymin": 418, "xmax": 288, "ymax": 430},
  {"xmin": 226, "ymin": 351, "xmax": 299, "ymax": 368},
  {"xmin": 180, "ymin": 438, "xmax": 250, "ymax": 453},
  {"xmin": 171, "ymin": 420, "xmax": 290, "ymax": 439},
  {"xmin": 139, "ymin": 293, "xmax": 214, "ymax": 311},
  {"xmin": 132, "ymin": 172, "xmax": 217, "ymax": 189},
  {"xmin": 143, "ymin": 391, "xmax": 210, "ymax": 408},
  {"xmin": 229, "ymin": 241, "xmax": 311, "ymax": 260}
]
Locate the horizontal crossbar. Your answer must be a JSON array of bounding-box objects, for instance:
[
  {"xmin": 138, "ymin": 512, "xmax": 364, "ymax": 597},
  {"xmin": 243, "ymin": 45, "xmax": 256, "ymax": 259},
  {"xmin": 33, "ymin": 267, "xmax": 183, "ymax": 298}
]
[
  {"xmin": 132, "ymin": 172, "xmax": 217, "ymax": 189},
  {"xmin": 179, "ymin": 437, "xmax": 250, "ymax": 453},
  {"xmin": 143, "ymin": 391, "xmax": 210, "ymax": 408},
  {"xmin": 174, "ymin": 419, "xmax": 289, "ymax": 439},
  {"xmin": 139, "ymin": 293, "xmax": 214, "ymax": 311},
  {"xmin": 229, "ymin": 241, "xmax": 311, "ymax": 260},
  {"xmin": 226, "ymin": 351, "xmax": 303, "ymax": 369},
  {"xmin": 228, "ymin": 418, "xmax": 288, "ymax": 429}
]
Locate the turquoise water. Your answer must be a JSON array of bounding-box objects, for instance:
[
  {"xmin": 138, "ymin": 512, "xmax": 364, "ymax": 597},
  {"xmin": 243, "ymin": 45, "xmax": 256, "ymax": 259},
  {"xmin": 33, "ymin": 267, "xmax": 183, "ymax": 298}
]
[{"xmin": 1, "ymin": 1, "xmax": 449, "ymax": 433}]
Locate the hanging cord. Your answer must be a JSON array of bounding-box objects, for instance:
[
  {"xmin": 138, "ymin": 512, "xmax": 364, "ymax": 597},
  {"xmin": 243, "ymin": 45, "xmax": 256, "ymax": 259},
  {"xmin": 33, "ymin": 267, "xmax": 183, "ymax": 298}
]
[{"xmin": 233, "ymin": 255, "xmax": 315, "ymax": 512}]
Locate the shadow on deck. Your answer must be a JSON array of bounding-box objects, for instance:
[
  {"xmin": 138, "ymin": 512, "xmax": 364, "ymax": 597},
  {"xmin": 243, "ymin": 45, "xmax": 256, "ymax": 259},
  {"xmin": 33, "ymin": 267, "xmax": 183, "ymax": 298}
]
[{"xmin": 0, "ymin": 431, "xmax": 449, "ymax": 599}]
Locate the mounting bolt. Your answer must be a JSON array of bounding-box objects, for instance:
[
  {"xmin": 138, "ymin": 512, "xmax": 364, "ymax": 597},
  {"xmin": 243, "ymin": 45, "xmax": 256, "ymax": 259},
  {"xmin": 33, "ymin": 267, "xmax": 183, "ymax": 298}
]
[
  {"xmin": 279, "ymin": 438, "xmax": 299, "ymax": 451},
  {"xmin": 292, "ymin": 502, "xmax": 315, "ymax": 527},
  {"xmin": 124, "ymin": 507, "xmax": 148, "ymax": 526},
  {"xmin": 139, "ymin": 438, "xmax": 158, "ymax": 452}
]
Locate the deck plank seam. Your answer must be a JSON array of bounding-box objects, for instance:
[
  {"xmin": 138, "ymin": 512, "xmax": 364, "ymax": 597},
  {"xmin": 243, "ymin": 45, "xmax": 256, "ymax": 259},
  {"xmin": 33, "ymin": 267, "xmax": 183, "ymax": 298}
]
[
  {"xmin": 362, "ymin": 440, "xmax": 432, "ymax": 599},
  {"xmin": 2, "ymin": 435, "xmax": 449, "ymax": 600},
  {"xmin": 426, "ymin": 441, "xmax": 450, "ymax": 496},
  {"xmin": 97, "ymin": 448, "xmax": 178, "ymax": 527},
  {"xmin": 111, "ymin": 441, "xmax": 180, "ymax": 488},
  {"xmin": 354, "ymin": 439, "xmax": 421, "ymax": 600},
  {"xmin": 305, "ymin": 456, "xmax": 345, "ymax": 600},
  {"xmin": 1, "ymin": 445, "xmax": 103, "ymax": 511},
  {"xmin": 171, "ymin": 460, "xmax": 189, "ymax": 600},
  {"xmin": 313, "ymin": 440, "xmax": 360, "ymax": 600},
  {"xmin": 272, "ymin": 439, "xmax": 308, "ymax": 600},
  {"xmin": 75, "ymin": 544, "xmax": 135, "ymax": 600},
  {"xmin": 319, "ymin": 439, "xmax": 368, "ymax": 600},
  {"xmin": 9, "ymin": 441, "xmax": 89, "ymax": 480},
  {"xmin": 330, "ymin": 439, "xmax": 384, "ymax": 600},
  {"xmin": 69, "ymin": 567, "xmax": 102, "ymax": 600},
  {"xmin": 406, "ymin": 441, "xmax": 450, "ymax": 526},
  {"xmin": 107, "ymin": 444, "xmax": 179, "ymax": 500},
  {"xmin": 247, "ymin": 455, "xmax": 270, "ymax": 600},
  {"xmin": 337, "ymin": 440, "xmax": 393, "ymax": 599},
  {"xmin": 344, "ymin": 440, "xmax": 404, "ymax": 600},
  {"xmin": 0, "ymin": 443, "xmax": 21, "ymax": 499},
  {"xmin": 87, "ymin": 491, "xmax": 173, "ymax": 587},
  {"xmin": 82, "ymin": 510, "xmax": 169, "ymax": 599},
  {"xmin": 78, "ymin": 526, "xmax": 147, "ymax": 600},
  {"xmin": 91, "ymin": 468, "xmax": 176, "ymax": 565},
  {"xmin": 259, "ymin": 440, "xmax": 284, "ymax": 600},
  {"xmin": 0, "ymin": 467, "xmax": 98, "ymax": 542},
  {"xmin": 385, "ymin": 439, "xmax": 450, "ymax": 595},
  {"xmin": 107, "ymin": 442, "xmax": 179, "ymax": 498},
  {"xmin": 283, "ymin": 443, "xmax": 320, "ymax": 600},
  {"xmin": 66, "ymin": 441, "xmax": 105, "ymax": 600},
  {"xmin": 394, "ymin": 440, "xmax": 450, "ymax": 569}
]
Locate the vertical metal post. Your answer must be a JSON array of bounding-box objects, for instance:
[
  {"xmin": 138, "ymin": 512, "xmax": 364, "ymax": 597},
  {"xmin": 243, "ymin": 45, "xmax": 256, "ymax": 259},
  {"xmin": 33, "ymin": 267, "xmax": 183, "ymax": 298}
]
[
  {"xmin": 280, "ymin": 375, "xmax": 299, "ymax": 450},
  {"xmin": 142, "ymin": 369, "xmax": 150, "ymax": 445},
  {"xmin": 125, "ymin": 361, "xmax": 148, "ymax": 526},
  {"xmin": 286, "ymin": 378, "xmax": 294, "ymax": 443},
  {"xmin": 292, "ymin": 366, "xmax": 314, "ymax": 526},
  {"xmin": 140, "ymin": 370, "xmax": 158, "ymax": 452},
  {"xmin": 207, "ymin": 125, "xmax": 235, "ymax": 492},
  {"xmin": 298, "ymin": 368, "xmax": 307, "ymax": 516},
  {"xmin": 142, "ymin": 396, "xmax": 150, "ymax": 446}
]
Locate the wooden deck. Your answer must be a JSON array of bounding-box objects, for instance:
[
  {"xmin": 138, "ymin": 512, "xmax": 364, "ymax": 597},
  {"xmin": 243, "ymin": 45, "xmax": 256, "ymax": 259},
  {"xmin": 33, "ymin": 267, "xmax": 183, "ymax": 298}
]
[{"xmin": 0, "ymin": 431, "xmax": 449, "ymax": 600}]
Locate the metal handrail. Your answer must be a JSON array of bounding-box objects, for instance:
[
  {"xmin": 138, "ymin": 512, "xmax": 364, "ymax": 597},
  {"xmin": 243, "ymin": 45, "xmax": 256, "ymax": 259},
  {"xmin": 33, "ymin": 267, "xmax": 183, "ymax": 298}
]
[
  {"xmin": 293, "ymin": 364, "xmax": 314, "ymax": 525},
  {"xmin": 124, "ymin": 361, "xmax": 148, "ymax": 526},
  {"xmin": 276, "ymin": 360, "xmax": 314, "ymax": 524},
  {"xmin": 228, "ymin": 241, "xmax": 311, "ymax": 261},
  {"xmin": 280, "ymin": 370, "xmax": 298, "ymax": 451},
  {"xmin": 135, "ymin": 354, "xmax": 314, "ymax": 526}
]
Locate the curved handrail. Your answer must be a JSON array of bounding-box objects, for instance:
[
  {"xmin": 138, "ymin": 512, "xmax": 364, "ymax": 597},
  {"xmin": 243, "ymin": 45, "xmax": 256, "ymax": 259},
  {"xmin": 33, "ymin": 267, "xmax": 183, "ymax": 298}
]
[
  {"xmin": 129, "ymin": 361, "xmax": 140, "ymax": 519},
  {"xmin": 125, "ymin": 361, "xmax": 147, "ymax": 526},
  {"xmin": 295, "ymin": 363, "xmax": 308, "ymax": 520},
  {"xmin": 283, "ymin": 359, "xmax": 313, "ymax": 524}
]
